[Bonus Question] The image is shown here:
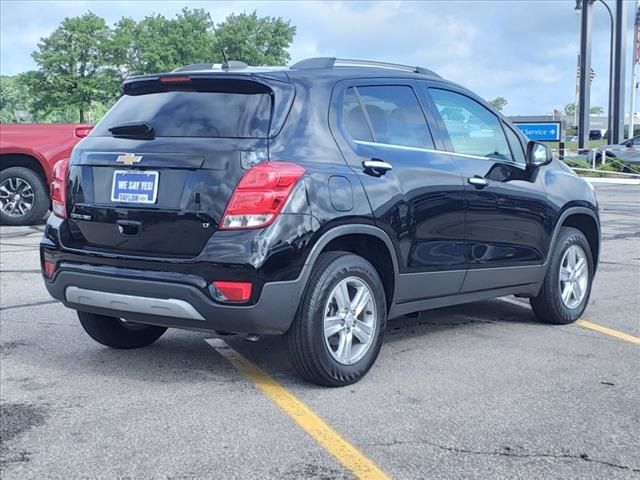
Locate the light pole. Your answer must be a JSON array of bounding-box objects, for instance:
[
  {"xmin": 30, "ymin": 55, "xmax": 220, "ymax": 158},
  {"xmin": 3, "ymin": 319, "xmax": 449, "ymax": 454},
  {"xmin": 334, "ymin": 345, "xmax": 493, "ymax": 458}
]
[
  {"xmin": 628, "ymin": 1, "xmax": 639, "ymax": 139},
  {"xmin": 575, "ymin": 0, "xmax": 593, "ymax": 149},
  {"xmin": 576, "ymin": 0, "xmax": 615, "ymax": 141},
  {"xmin": 611, "ymin": 1, "xmax": 627, "ymax": 144},
  {"xmin": 596, "ymin": 0, "xmax": 615, "ymax": 141}
]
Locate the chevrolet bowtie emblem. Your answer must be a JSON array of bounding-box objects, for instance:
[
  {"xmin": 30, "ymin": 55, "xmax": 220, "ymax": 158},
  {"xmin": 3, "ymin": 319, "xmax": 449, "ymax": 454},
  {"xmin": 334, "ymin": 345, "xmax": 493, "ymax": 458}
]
[{"xmin": 117, "ymin": 153, "xmax": 142, "ymax": 166}]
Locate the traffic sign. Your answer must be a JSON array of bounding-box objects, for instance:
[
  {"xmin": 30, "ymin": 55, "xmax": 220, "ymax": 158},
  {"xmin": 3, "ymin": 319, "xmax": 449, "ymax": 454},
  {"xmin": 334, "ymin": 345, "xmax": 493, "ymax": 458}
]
[{"xmin": 514, "ymin": 122, "xmax": 562, "ymax": 142}]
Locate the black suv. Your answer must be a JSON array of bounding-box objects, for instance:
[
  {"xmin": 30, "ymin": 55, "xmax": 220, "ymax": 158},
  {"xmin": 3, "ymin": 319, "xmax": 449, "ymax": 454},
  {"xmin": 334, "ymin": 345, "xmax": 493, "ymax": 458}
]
[{"xmin": 41, "ymin": 58, "xmax": 600, "ymax": 386}]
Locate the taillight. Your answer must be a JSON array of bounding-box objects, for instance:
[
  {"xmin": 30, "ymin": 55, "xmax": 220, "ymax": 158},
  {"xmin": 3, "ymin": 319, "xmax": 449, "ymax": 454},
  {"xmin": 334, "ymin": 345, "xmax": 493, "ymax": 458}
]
[
  {"xmin": 220, "ymin": 162, "xmax": 305, "ymax": 230},
  {"xmin": 74, "ymin": 125, "xmax": 93, "ymax": 138},
  {"xmin": 50, "ymin": 158, "xmax": 69, "ymax": 219},
  {"xmin": 42, "ymin": 260, "xmax": 57, "ymax": 279},
  {"xmin": 212, "ymin": 281, "xmax": 252, "ymax": 302}
]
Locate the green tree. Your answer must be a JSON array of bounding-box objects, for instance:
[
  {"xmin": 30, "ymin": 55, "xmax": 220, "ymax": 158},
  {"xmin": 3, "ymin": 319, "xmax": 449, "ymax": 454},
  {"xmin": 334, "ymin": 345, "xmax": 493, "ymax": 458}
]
[
  {"xmin": 113, "ymin": 9, "xmax": 296, "ymax": 75},
  {"xmin": 216, "ymin": 11, "xmax": 296, "ymax": 66},
  {"xmin": 112, "ymin": 9, "xmax": 217, "ymax": 75},
  {"xmin": 25, "ymin": 12, "xmax": 120, "ymax": 123},
  {"xmin": 489, "ymin": 96, "xmax": 508, "ymax": 111},
  {"xmin": 0, "ymin": 75, "xmax": 34, "ymax": 122},
  {"xmin": 564, "ymin": 102, "xmax": 576, "ymax": 116},
  {"xmin": 565, "ymin": 103, "xmax": 604, "ymax": 116},
  {"xmin": 17, "ymin": 9, "xmax": 296, "ymax": 123}
]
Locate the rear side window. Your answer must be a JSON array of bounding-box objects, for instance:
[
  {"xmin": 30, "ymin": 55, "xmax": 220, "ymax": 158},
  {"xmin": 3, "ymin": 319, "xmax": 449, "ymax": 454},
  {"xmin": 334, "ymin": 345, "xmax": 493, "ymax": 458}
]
[
  {"xmin": 342, "ymin": 86, "xmax": 433, "ymax": 149},
  {"xmin": 93, "ymin": 86, "xmax": 272, "ymax": 138},
  {"xmin": 429, "ymin": 89, "xmax": 513, "ymax": 161},
  {"xmin": 343, "ymin": 88, "xmax": 373, "ymax": 141}
]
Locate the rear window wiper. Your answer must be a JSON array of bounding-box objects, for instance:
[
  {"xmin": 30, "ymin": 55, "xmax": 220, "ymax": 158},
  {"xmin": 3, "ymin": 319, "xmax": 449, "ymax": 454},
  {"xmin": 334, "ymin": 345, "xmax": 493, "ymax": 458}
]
[{"xmin": 108, "ymin": 121, "xmax": 155, "ymax": 140}]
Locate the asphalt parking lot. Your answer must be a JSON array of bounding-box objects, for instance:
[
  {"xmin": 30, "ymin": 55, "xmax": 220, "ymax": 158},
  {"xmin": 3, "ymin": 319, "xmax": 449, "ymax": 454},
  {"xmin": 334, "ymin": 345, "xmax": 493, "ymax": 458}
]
[{"xmin": 1, "ymin": 183, "xmax": 638, "ymax": 480}]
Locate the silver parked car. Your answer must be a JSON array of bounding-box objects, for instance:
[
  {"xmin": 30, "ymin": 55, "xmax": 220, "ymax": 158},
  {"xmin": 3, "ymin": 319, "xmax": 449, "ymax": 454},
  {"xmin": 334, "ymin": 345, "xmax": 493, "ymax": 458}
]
[{"xmin": 588, "ymin": 135, "xmax": 640, "ymax": 171}]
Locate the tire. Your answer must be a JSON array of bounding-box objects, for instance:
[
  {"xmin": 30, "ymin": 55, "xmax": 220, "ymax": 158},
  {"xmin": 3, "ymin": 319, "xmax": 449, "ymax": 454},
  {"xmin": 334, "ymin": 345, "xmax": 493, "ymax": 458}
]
[
  {"xmin": 0, "ymin": 167, "xmax": 50, "ymax": 226},
  {"xmin": 78, "ymin": 311, "xmax": 167, "ymax": 349},
  {"xmin": 530, "ymin": 227, "xmax": 594, "ymax": 325},
  {"xmin": 586, "ymin": 151, "xmax": 614, "ymax": 164},
  {"xmin": 285, "ymin": 252, "xmax": 387, "ymax": 387}
]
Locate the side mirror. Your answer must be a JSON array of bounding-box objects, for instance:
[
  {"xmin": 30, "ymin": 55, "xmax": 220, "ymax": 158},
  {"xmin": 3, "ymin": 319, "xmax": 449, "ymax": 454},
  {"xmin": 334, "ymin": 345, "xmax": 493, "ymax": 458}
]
[{"xmin": 526, "ymin": 141, "xmax": 552, "ymax": 167}]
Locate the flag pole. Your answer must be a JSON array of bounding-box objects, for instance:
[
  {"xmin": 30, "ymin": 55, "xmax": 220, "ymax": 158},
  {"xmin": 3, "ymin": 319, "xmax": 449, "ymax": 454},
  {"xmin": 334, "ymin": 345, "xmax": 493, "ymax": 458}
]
[
  {"xmin": 575, "ymin": 53, "xmax": 580, "ymax": 128},
  {"xmin": 628, "ymin": 1, "xmax": 639, "ymax": 139},
  {"xmin": 630, "ymin": 63, "xmax": 637, "ymax": 139}
]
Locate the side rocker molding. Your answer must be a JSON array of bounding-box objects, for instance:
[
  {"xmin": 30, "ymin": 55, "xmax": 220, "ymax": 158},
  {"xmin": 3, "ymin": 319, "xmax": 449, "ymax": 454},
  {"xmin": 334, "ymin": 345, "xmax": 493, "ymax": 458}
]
[{"xmin": 292, "ymin": 208, "xmax": 599, "ymax": 326}]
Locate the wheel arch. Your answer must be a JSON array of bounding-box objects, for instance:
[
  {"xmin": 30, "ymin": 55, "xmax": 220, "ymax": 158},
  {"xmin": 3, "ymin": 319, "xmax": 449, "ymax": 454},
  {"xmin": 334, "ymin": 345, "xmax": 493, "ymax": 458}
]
[
  {"xmin": 301, "ymin": 225, "xmax": 399, "ymax": 310},
  {"xmin": 1, "ymin": 153, "xmax": 48, "ymax": 185},
  {"xmin": 549, "ymin": 207, "xmax": 600, "ymax": 272}
]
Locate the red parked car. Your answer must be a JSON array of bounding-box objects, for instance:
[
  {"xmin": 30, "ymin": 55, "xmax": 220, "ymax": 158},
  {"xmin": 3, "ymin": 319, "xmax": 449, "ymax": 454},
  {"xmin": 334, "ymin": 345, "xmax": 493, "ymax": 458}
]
[{"xmin": 0, "ymin": 123, "xmax": 92, "ymax": 225}]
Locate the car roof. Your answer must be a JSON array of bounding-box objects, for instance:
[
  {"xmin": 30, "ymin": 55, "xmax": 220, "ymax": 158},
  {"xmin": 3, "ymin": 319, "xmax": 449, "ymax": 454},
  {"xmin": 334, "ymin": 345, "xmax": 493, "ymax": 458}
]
[
  {"xmin": 122, "ymin": 68, "xmax": 460, "ymax": 98},
  {"xmin": 136, "ymin": 57, "xmax": 447, "ymax": 83},
  {"xmin": 122, "ymin": 57, "xmax": 479, "ymax": 107}
]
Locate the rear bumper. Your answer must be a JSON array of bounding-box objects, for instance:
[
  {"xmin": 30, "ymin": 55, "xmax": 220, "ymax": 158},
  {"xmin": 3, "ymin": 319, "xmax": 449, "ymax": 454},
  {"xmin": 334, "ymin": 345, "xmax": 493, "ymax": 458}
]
[{"xmin": 45, "ymin": 269, "xmax": 304, "ymax": 335}]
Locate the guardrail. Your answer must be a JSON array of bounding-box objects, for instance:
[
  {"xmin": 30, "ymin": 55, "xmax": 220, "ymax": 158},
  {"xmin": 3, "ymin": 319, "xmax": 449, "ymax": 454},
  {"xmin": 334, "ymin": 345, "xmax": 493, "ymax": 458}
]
[
  {"xmin": 571, "ymin": 167, "xmax": 640, "ymax": 178},
  {"xmin": 551, "ymin": 146, "xmax": 640, "ymax": 178}
]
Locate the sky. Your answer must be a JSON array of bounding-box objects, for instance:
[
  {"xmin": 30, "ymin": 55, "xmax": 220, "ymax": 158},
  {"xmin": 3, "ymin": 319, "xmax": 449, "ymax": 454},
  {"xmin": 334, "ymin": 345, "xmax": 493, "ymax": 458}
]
[{"xmin": 0, "ymin": 0, "xmax": 636, "ymax": 116}]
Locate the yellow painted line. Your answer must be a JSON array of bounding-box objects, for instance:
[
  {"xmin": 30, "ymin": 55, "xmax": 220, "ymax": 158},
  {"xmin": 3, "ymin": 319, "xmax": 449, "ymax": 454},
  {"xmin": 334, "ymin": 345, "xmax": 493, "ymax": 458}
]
[
  {"xmin": 498, "ymin": 298, "xmax": 640, "ymax": 346},
  {"xmin": 577, "ymin": 320, "xmax": 640, "ymax": 346},
  {"xmin": 206, "ymin": 338, "xmax": 389, "ymax": 480}
]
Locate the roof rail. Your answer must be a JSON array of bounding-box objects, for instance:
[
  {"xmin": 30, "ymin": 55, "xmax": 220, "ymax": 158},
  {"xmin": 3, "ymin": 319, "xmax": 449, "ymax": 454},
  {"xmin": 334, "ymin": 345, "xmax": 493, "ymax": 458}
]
[
  {"xmin": 173, "ymin": 60, "xmax": 249, "ymax": 72},
  {"xmin": 290, "ymin": 57, "xmax": 440, "ymax": 78}
]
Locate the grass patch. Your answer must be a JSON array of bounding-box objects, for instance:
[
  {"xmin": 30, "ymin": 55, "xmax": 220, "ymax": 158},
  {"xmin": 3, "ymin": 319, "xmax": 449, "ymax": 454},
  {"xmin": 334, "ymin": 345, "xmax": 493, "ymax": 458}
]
[{"xmin": 544, "ymin": 140, "xmax": 608, "ymax": 151}]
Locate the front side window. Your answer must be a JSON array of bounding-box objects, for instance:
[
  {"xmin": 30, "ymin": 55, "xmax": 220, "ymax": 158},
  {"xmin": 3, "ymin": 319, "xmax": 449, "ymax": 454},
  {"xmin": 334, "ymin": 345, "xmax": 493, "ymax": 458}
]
[
  {"xmin": 504, "ymin": 124, "xmax": 526, "ymax": 164},
  {"xmin": 342, "ymin": 85, "xmax": 433, "ymax": 149},
  {"xmin": 429, "ymin": 89, "xmax": 513, "ymax": 161}
]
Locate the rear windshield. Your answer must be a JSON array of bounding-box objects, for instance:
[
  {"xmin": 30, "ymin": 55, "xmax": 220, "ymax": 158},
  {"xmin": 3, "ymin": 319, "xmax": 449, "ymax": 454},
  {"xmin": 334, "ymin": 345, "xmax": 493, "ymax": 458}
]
[{"xmin": 92, "ymin": 89, "xmax": 272, "ymax": 138}]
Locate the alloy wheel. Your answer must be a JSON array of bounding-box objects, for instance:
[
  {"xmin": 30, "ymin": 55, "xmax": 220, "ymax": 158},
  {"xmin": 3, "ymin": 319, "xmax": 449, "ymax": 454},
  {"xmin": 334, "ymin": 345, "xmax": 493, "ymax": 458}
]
[
  {"xmin": 0, "ymin": 177, "xmax": 35, "ymax": 218},
  {"xmin": 558, "ymin": 245, "xmax": 589, "ymax": 309},
  {"xmin": 323, "ymin": 276, "xmax": 377, "ymax": 365}
]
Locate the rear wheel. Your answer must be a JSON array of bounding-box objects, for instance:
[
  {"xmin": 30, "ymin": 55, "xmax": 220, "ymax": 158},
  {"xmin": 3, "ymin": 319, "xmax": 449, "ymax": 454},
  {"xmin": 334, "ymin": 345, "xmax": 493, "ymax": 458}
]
[
  {"xmin": 0, "ymin": 167, "xmax": 49, "ymax": 225},
  {"xmin": 586, "ymin": 150, "xmax": 615, "ymax": 166},
  {"xmin": 530, "ymin": 227, "xmax": 594, "ymax": 325},
  {"xmin": 286, "ymin": 252, "xmax": 387, "ymax": 387},
  {"xmin": 78, "ymin": 311, "xmax": 167, "ymax": 349}
]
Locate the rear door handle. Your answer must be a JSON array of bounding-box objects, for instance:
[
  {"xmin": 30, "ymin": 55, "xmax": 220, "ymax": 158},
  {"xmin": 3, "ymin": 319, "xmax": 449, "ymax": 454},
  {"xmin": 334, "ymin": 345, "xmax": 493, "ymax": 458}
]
[
  {"xmin": 468, "ymin": 176, "xmax": 489, "ymax": 189},
  {"xmin": 363, "ymin": 158, "xmax": 393, "ymax": 177}
]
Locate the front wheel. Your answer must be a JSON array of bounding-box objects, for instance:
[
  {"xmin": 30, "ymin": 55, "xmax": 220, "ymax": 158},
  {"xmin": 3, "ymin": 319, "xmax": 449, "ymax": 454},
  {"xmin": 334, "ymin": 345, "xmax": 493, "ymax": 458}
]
[
  {"xmin": 286, "ymin": 252, "xmax": 387, "ymax": 387},
  {"xmin": 530, "ymin": 227, "xmax": 594, "ymax": 324},
  {"xmin": 78, "ymin": 311, "xmax": 167, "ymax": 349}
]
